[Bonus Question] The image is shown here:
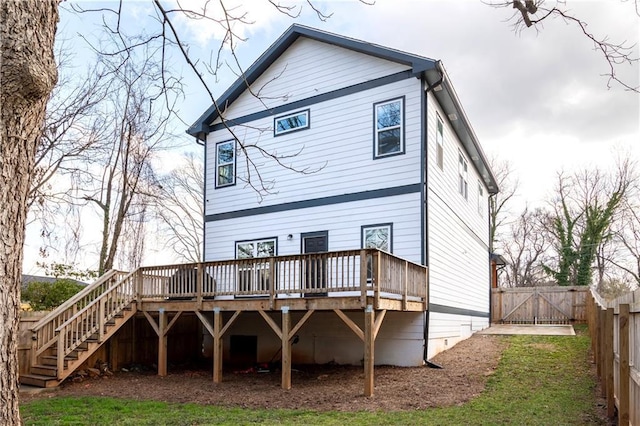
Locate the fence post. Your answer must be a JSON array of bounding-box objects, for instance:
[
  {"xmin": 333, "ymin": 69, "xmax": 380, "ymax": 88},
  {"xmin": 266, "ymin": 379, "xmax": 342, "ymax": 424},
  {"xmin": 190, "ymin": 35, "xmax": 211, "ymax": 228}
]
[
  {"xmin": 597, "ymin": 307, "xmax": 604, "ymax": 381},
  {"xmin": 619, "ymin": 303, "xmax": 630, "ymax": 425},
  {"xmin": 605, "ymin": 307, "xmax": 615, "ymax": 418}
]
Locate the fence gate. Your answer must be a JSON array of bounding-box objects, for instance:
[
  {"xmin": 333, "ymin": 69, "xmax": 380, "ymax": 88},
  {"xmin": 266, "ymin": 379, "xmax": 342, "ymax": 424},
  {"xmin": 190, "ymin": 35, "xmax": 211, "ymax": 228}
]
[{"xmin": 492, "ymin": 286, "xmax": 587, "ymax": 324}]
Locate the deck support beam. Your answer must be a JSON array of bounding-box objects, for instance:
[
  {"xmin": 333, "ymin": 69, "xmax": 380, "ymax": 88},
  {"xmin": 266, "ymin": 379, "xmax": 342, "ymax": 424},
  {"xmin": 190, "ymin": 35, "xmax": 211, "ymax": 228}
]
[
  {"xmin": 281, "ymin": 307, "xmax": 291, "ymax": 390},
  {"xmin": 258, "ymin": 308, "xmax": 315, "ymax": 390},
  {"xmin": 158, "ymin": 310, "xmax": 167, "ymax": 376},
  {"xmin": 334, "ymin": 306, "xmax": 386, "ymax": 396},
  {"xmin": 143, "ymin": 309, "xmax": 183, "ymax": 377},
  {"xmin": 195, "ymin": 309, "xmax": 242, "ymax": 384},
  {"xmin": 364, "ymin": 305, "xmax": 374, "ymax": 396}
]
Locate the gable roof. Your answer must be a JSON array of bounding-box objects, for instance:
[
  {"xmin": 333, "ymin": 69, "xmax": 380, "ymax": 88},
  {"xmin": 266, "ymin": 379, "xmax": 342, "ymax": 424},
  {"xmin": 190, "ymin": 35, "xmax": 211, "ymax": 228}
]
[{"xmin": 187, "ymin": 24, "xmax": 499, "ymax": 194}]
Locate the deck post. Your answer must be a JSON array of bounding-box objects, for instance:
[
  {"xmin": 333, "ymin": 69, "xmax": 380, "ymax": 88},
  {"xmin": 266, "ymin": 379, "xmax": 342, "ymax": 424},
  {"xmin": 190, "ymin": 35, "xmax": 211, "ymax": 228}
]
[
  {"xmin": 213, "ymin": 308, "xmax": 223, "ymax": 384},
  {"xmin": 158, "ymin": 308, "xmax": 167, "ymax": 376},
  {"xmin": 281, "ymin": 306, "xmax": 291, "ymax": 390},
  {"xmin": 196, "ymin": 263, "xmax": 204, "ymax": 309},
  {"xmin": 374, "ymin": 251, "xmax": 381, "ymax": 309},
  {"xmin": 360, "ymin": 249, "xmax": 368, "ymax": 308},
  {"xmin": 364, "ymin": 304, "xmax": 374, "ymax": 397}
]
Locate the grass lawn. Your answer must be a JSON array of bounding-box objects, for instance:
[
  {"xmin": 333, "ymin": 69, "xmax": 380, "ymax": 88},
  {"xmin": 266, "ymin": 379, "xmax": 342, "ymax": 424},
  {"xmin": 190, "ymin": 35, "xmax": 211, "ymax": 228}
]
[{"xmin": 20, "ymin": 328, "xmax": 605, "ymax": 425}]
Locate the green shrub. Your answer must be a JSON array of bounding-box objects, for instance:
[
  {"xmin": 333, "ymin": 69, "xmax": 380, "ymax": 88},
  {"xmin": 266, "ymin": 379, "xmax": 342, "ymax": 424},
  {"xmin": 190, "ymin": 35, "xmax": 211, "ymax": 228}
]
[{"xmin": 22, "ymin": 279, "xmax": 85, "ymax": 311}]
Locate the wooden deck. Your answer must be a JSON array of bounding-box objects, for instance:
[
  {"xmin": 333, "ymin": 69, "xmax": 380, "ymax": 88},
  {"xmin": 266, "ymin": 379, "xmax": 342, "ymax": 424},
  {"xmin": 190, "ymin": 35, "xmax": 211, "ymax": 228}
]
[{"xmin": 23, "ymin": 249, "xmax": 428, "ymax": 396}]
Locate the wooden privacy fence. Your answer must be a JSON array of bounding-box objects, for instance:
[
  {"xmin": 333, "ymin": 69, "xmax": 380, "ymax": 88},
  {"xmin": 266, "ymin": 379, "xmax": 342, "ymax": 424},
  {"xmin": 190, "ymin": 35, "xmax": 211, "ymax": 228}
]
[
  {"xmin": 587, "ymin": 288, "xmax": 640, "ymax": 425},
  {"xmin": 492, "ymin": 286, "xmax": 587, "ymax": 324}
]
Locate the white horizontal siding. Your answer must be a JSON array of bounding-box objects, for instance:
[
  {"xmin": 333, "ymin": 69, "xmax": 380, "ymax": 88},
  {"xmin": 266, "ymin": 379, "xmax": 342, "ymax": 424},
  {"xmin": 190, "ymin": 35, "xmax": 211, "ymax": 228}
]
[
  {"xmin": 425, "ymin": 90, "xmax": 490, "ymax": 328},
  {"xmin": 428, "ymin": 195, "xmax": 490, "ymax": 312},
  {"xmin": 218, "ymin": 311, "xmax": 424, "ymax": 366},
  {"xmin": 426, "ymin": 92, "xmax": 488, "ymax": 238},
  {"xmin": 217, "ymin": 37, "xmax": 411, "ymax": 121},
  {"xmin": 205, "ymin": 192, "xmax": 422, "ymax": 264},
  {"xmin": 426, "ymin": 312, "xmax": 489, "ymax": 359},
  {"xmin": 206, "ymin": 77, "xmax": 422, "ymax": 215}
]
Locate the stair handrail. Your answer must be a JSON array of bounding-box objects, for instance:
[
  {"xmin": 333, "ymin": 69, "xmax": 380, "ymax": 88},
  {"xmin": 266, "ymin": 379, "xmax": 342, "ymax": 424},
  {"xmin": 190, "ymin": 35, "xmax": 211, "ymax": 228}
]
[
  {"xmin": 54, "ymin": 269, "xmax": 138, "ymax": 375},
  {"xmin": 30, "ymin": 270, "xmax": 127, "ymax": 361}
]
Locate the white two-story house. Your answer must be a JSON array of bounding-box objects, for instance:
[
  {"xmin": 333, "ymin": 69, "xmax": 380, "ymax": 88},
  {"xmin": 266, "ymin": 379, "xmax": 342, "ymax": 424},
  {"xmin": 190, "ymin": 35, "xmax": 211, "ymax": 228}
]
[{"xmin": 188, "ymin": 24, "xmax": 498, "ymax": 368}]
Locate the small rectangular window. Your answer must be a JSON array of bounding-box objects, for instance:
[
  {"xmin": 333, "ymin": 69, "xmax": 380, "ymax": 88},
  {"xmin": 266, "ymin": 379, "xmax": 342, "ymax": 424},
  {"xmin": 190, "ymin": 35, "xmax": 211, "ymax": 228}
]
[
  {"xmin": 362, "ymin": 224, "xmax": 393, "ymax": 252},
  {"xmin": 216, "ymin": 140, "xmax": 235, "ymax": 188},
  {"xmin": 374, "ymin": 98, "xmax": 404, "ymax": 158},
  {"xmin": 458, "ymin": 151, "xmax": 468, "ymax": 200},
  {"xmin": 477, "ymin": 181, "xmax": 484, "ymax": 215},
  {"xmin": 436, "ymin": 114, "xmax": 444, "ymax": 170},
  {"xmin": 274, "ymin": 110, "xmax": 309, "ymax": 136}
]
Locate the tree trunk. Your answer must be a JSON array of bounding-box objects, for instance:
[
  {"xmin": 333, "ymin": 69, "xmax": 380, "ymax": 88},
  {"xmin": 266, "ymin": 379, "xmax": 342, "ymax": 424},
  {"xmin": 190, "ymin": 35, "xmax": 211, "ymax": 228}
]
[{"xmin": 0, "ymin": 1, "xmax": 58, "ymax": 424}]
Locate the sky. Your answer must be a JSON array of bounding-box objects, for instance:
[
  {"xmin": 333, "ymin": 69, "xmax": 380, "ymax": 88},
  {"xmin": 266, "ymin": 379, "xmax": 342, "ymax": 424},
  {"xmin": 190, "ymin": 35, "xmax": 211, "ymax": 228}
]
[{"xmin": 22, "ymin": 0, "xmax": 640, "ymax": 273}]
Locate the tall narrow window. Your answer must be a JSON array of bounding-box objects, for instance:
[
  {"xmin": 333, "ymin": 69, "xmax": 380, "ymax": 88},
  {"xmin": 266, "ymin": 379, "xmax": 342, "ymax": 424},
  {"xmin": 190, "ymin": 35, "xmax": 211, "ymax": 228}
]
[
  {"xmin": 477, "ymin": 181, "xmax": 484, "ymax": 215},
  {"xmin": 436, "ymin": 114, "xmax": 444, "ymax": 170},
  {"xmin": 374, "ymin": 98, "xmax": 404, "ymax": 158},
  {"xmin": 458, "ymin": 151, "xmax": 468, "ymax": 200},
  {"xmin": 274, "ymin": 110, "xmax": 309, "ymax": 136},
  {"xmin": 216, "ymin": 140, "xmax": 235, "ymax": 188}
]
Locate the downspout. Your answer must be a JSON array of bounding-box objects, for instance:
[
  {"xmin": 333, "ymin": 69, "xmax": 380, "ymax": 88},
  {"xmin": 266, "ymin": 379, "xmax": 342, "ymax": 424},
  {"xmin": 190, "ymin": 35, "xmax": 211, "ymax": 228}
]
[{"xmin": 422, "ymin": 64, "xmax": 444, "ymax": 369}]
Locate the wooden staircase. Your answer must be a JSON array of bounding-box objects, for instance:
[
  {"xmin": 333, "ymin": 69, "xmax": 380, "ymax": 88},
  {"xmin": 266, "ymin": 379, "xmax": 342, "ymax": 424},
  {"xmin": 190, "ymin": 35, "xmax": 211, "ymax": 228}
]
[{"xmin": 21, "ymin": 270, "xmax": 137, "ymax": 388}]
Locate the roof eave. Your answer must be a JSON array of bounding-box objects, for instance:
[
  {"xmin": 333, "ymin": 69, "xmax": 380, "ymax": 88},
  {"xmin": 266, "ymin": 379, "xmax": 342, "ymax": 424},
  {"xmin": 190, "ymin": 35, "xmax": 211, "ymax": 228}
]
[
  {"xmin": 424, "ymin": 64, "xmax": 500, "ymax": 195},
  {"xmin": 187, "ymin": 24, "xmax": 438, "ymax": 139}
]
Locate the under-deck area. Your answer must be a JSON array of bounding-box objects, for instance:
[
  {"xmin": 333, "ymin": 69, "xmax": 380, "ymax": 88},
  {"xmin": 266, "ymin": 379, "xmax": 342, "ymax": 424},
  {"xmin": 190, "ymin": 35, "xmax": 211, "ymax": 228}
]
[{"xmin": 23, "ymin": 249, "xmax": 428, "ymax": 396}]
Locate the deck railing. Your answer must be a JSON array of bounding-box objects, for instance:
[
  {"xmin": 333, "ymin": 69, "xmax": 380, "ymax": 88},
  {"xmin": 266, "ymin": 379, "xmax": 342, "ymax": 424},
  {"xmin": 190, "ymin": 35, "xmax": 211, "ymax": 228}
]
[
  {"xmin": 136, "ymin": 249, "xmax": 428, "ymax": 305},
  {"xmin": 27, "ymin": 250, "xmax": 427, "ymax": 380},
  {"xmin": 55, "ymin": 270, "xmax": 138, "ymax": 377},
  {"xmin": 30, "ymin": 270, "xmax": 127, "ymax": 364}
]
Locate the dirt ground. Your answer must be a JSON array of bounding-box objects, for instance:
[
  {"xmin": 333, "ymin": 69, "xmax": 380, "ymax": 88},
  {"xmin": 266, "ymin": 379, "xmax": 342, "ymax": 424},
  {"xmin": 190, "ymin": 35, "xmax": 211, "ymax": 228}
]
[{"xmin": 22, "ymin": 334, "xmax": 510, "ymax": 412}]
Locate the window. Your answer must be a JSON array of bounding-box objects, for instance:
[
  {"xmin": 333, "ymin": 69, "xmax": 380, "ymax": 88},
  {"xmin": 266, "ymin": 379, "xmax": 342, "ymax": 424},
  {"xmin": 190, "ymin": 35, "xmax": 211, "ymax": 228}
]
[
  {"xmin": 235, "ymin": 238, "xmax": 277, "ymax": 293},
  {"xmin": 436, "ymin": 114, "xmax": 444, "ymax": 170},
  {"xmin": 477, "ymin": 181, "xmax": 484, "ymax": 215},
  {"xmin": 274, "ymin": 110, "xmax": 309, "ymax": 136},
  {"xmin": 374, "ymin": 98, "xmax": 404, "ymax": 158},
  {"xmin": 362, "ymin": 224, "xmax": 392, "ymax": 280},
  {"xmin": 362, "ymin": 224, "xmax": 392, "ymax": 252},
  {"xmin": 216, "ymin": 141, "xmax": 235, "ymax": 188},
  {"xmin": 458, "ymin": 151, "xmax": 468, "ymax": 200}
]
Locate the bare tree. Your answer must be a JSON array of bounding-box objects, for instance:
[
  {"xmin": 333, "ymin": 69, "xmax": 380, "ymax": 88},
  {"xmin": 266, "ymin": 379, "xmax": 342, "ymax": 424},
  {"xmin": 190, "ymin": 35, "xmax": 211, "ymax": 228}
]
[
  {"xmin": 489, "ymin": 157, "xmax": 519, "ymax": 252},
  {"xmin": 29, "ymin": 51, "xmax": 108, "ymax": 214},
  {"xmin": 0, "ymin": 2, "xmax": 59, "ymax": 423},
  {"xmin": 604, "ymin": 178, "xmax": 640, "ymax": 286},
  {"xmin": 487, "ymin": 0, "xmax": 639, "ymax": 92},
  {"xmin": 82, "ymin": 49, "xmax": 177, "ymax": 275},
  {"xmin": 501, "ymin": 207, "xmax": 551, "ymax": 287},
  {"xmin": 156, "ymin": 153, "xmax": 204, "ymax": 263}
]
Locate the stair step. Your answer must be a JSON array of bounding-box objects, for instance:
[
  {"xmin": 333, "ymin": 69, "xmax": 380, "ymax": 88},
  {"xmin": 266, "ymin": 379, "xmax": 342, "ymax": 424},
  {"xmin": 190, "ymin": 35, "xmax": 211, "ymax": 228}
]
[
  {"xmin": 41, "ymin": 356, "xmax": 66, "ymax": 367},
  {"xmin": 31, "ymin": 364, "xmax": 57, "ymax": 377},
  {"xmin": 20, "ymin": 374, "xmax": 59, "ymax": 388}
]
